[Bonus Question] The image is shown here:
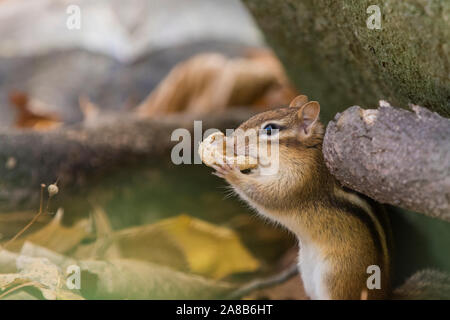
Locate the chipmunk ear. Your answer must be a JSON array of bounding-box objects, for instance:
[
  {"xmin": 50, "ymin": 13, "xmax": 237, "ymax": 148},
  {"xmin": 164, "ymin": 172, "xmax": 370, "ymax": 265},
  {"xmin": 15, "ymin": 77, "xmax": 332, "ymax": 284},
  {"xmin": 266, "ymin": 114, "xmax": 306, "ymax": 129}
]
[
  {"xmin": 289, "ymin": 95, "xmax": 309, "ymax": 108},
  {"xmin": 297, "ymin": 101, "xmax": 320, "ymax": 135}
]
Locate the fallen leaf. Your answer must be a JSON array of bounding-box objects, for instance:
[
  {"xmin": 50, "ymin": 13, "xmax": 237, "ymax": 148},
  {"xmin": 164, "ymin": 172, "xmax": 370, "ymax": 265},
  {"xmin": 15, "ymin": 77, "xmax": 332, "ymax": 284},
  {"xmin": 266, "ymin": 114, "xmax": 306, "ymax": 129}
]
[
  {"xmin": 78, "ymin": 258, "xmax": 235, "ymax": 300},
  {"xmin": 0, "ymin": 249, "xmax": 19, "ymax": 273},
  {"xmin": 72, "ymin": 214, "xmax": 260, "ymax": 279},
  {"xmin": 3, "ymin": 209, "xmax": 91, "ymax": 253},
  {"xmin": 87, "ymin": 206, "xmax": 121, "ymax": 259},
  {"xmin": 1, "ymin": 290, "xmax": 39, "ymax": 300},
  {"xmin": 137, "ymin": 50, "xmax": 298, "ymax": 117},
  {"xmin": 0, "ymin": 255, "xmax": 83, "ymax": 300},
  {"xmin": 0, "ymin": 210, "xmax": 51, "ymax": 241},
  {"xmin": 145, "ymin": 215, "xmax": 260, "ymax": 279},
  {"xmin": 73, "ymin": 222, "xmax": 189, "ymax": 271},
  {"xmin": 20, "ymin": 242, "xmax": 78, "ymax": 271},
  {"xmin": 79, "ymin": 95, "xmax": 100, "ymax": 123},
  {"xmin": 16, "ymin": 243, "xmax": 235, "ymax": 299},
  {"xmin": 9, "ymin": 91, "xmax": 63, "ymax": 130}
]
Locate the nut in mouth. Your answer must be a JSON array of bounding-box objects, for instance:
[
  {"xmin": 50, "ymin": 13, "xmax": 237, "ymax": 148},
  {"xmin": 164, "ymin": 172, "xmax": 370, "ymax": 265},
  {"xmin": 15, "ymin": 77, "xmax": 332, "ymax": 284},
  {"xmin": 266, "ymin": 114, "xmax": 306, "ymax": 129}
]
[{"xmin": 198, "ymin": 131, "xmax": 258, "ymax": 171}]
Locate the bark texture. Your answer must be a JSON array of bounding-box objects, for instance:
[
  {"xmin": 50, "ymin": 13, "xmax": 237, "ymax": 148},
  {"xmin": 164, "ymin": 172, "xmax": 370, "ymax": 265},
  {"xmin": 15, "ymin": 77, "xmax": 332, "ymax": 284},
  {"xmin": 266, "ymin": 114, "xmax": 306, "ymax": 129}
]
[
  {"xmin": 323, "ymin": 103, "xmax": 450, "ymax": 221},
  {"xmin": 0, "ymin": 110, "xmax": 252, "ymax": 211},
  {"xmin": 243, "ymin": 0, "xmax": 450, "ymax": 120}
]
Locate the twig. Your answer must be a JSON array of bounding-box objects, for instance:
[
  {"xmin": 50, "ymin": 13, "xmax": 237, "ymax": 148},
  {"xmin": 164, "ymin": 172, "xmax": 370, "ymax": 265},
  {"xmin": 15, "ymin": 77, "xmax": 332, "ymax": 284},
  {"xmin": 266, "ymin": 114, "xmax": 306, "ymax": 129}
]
[
  {"xmin": 226, "ymin": 263, "xmax": 299, "ymax": 299},
  {"xmin": 2, "ymin": 184, "xmax": 47, "ymax": 250},
  {"xmin": 0, "ymin": 281, "xmax": 42, "ymax": 300}
]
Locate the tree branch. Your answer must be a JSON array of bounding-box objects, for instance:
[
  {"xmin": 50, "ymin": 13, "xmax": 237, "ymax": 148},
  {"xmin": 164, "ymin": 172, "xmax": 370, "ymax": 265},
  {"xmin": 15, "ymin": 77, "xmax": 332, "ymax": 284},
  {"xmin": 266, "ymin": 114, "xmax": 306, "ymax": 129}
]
[
  {"xmin": 0, "ymin": 110, "xmax": 253, "ymax": 211},
  {"xmin": 323, "ymin": 102, "xmax": 450, "ymax": 221}
]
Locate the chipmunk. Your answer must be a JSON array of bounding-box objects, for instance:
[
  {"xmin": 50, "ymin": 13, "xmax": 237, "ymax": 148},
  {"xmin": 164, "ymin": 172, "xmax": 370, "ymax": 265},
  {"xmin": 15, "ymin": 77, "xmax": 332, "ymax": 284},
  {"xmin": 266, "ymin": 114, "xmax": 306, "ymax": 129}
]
[
  {"xmin": 209, "ymin": 95, "xmax": 450, "ymax": 300},
  {"xmin": 211, "ymin": 95, "xmax": 392, "ymax": 299}
]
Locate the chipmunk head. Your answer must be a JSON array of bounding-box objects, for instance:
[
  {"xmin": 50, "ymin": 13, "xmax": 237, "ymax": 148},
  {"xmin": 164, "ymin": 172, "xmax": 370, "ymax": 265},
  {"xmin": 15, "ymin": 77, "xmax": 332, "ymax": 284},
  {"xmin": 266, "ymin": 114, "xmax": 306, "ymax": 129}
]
[{"xmin": 228, "ymin": 95, "xmax": 329, "ymax": 210}]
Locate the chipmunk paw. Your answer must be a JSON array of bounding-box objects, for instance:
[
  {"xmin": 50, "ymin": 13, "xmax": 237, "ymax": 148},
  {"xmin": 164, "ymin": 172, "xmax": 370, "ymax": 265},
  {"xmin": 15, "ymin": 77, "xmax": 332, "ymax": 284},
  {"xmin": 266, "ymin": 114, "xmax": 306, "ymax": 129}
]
[{"xmin": 211, "ymin": 163, "xmax": 242, "ymax": 180}]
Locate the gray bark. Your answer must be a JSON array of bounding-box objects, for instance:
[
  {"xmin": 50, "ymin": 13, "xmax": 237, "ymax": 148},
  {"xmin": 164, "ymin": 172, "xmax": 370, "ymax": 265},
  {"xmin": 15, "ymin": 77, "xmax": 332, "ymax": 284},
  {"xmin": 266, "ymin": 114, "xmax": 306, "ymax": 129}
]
[
  {"xmin": 0, "ymin": 110, "xmax": 253, "ymax": 211},
  {"xmin": 323, "ymin": 102, "xmax": 450, "ymax": 221}
]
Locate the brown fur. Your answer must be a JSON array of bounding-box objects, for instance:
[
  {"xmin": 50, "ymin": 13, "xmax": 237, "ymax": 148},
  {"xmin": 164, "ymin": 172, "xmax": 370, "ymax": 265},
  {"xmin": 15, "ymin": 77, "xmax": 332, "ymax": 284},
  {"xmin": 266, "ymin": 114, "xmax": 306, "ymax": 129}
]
[{"xmin": 216, "ymin": 97, "xmax": 392, "ymax": 299}]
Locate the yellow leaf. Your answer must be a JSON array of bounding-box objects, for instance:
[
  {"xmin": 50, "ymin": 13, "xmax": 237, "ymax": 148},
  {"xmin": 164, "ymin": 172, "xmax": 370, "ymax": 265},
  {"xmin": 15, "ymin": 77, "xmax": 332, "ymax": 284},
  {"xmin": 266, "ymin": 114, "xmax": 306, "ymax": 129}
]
[
  {"xmin": 72, "ymin": 211, "xmax": 188, "ymax": 270},
  {"xmin": 72, "ymin": 211, "xmax": 259, "ymax": 279},
  {"xmin": 156, "ymin": 215, "xmax": 260, "ymax": 279},
  {"xmin": 3, "ymin": 209, "xmax": 91, "ymax": 254}
]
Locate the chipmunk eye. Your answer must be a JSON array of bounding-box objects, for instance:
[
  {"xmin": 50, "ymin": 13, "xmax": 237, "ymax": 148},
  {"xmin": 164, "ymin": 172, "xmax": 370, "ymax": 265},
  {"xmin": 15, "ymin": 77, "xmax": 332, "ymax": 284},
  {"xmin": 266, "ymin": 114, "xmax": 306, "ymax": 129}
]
[{"xmin": 263, "ymin": 123, "xmax": 280, "ymax": 136}]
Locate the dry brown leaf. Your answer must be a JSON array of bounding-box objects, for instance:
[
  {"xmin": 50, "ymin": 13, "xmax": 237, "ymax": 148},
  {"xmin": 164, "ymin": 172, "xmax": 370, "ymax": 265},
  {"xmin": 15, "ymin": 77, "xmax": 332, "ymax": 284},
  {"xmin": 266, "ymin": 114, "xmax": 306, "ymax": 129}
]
[
  {"xmin": 0, "ymin": 249, "xmax": 19, "ymax": 273},
  {"xmin": 73, "ymin": 214, "xmax": 259, "ymax": 279},
  {"xmin": 74, "ymin": 222, "xmax": 189, "ymax": 270},
  {"xmin": 137, "ymin": 49, "xmax": 298, "ymax": 117},
  {"xmin": 78, "ymin": 95, "xmax": 108, "ymax": 127},
  {"xmin": 2, "ymin": 209, "xmax": 91, "ymax": 253},
  {"xmin": 19, "ymin": 242, "xmax": 78, "ymax": 271},
  {"xmin": 0, "ymin": 255, "xmax": 83, "ymax": 300},
  {"xmin": 0, "ymin": 210, "xmax": 51, "ymax": 241},
  {"xmin": 79, "ymin": 95, "xmax": 100, "ymax": 122},
  {"xmin": 88, "ymin": 206, "xmax": 121, "ymax": 259},
  {"xmin": 9, "ymin": 91, "xmax": 63, "ymax": 130},
  {"xmin": 1, "ymin": 290, "xmax": 39, "ymax": 300},
  {"xmin": 71, "ymin": 208, "xmax": 188, "ymax": 270},
  {"xmin": 5, "ymin": 243, "xmax": 234, "ymax": 299}
]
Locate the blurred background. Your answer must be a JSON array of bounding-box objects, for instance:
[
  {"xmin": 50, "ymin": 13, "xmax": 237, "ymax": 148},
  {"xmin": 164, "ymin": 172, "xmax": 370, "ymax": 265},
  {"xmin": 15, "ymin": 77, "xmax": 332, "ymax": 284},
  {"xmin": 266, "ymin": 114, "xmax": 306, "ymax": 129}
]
[
  {"xmin": 0, "ymin": 0, "xmax": 448, "ymax": 300},
  {"xmin": 0, "ymin": 0, "xmax": 264, "ymax": 125},
  {"xmin": 0, "ymin": 0, "xmax": 303, "ymax": 300}
]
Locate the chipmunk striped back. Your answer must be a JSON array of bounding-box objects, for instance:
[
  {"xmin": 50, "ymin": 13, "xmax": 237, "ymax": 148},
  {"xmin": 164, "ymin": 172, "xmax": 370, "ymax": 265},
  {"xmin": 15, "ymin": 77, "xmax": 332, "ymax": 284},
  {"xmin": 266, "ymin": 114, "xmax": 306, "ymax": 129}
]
[{"xmin": 214, "ymin": 95, "xmax": 393, "ymax": 299}]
